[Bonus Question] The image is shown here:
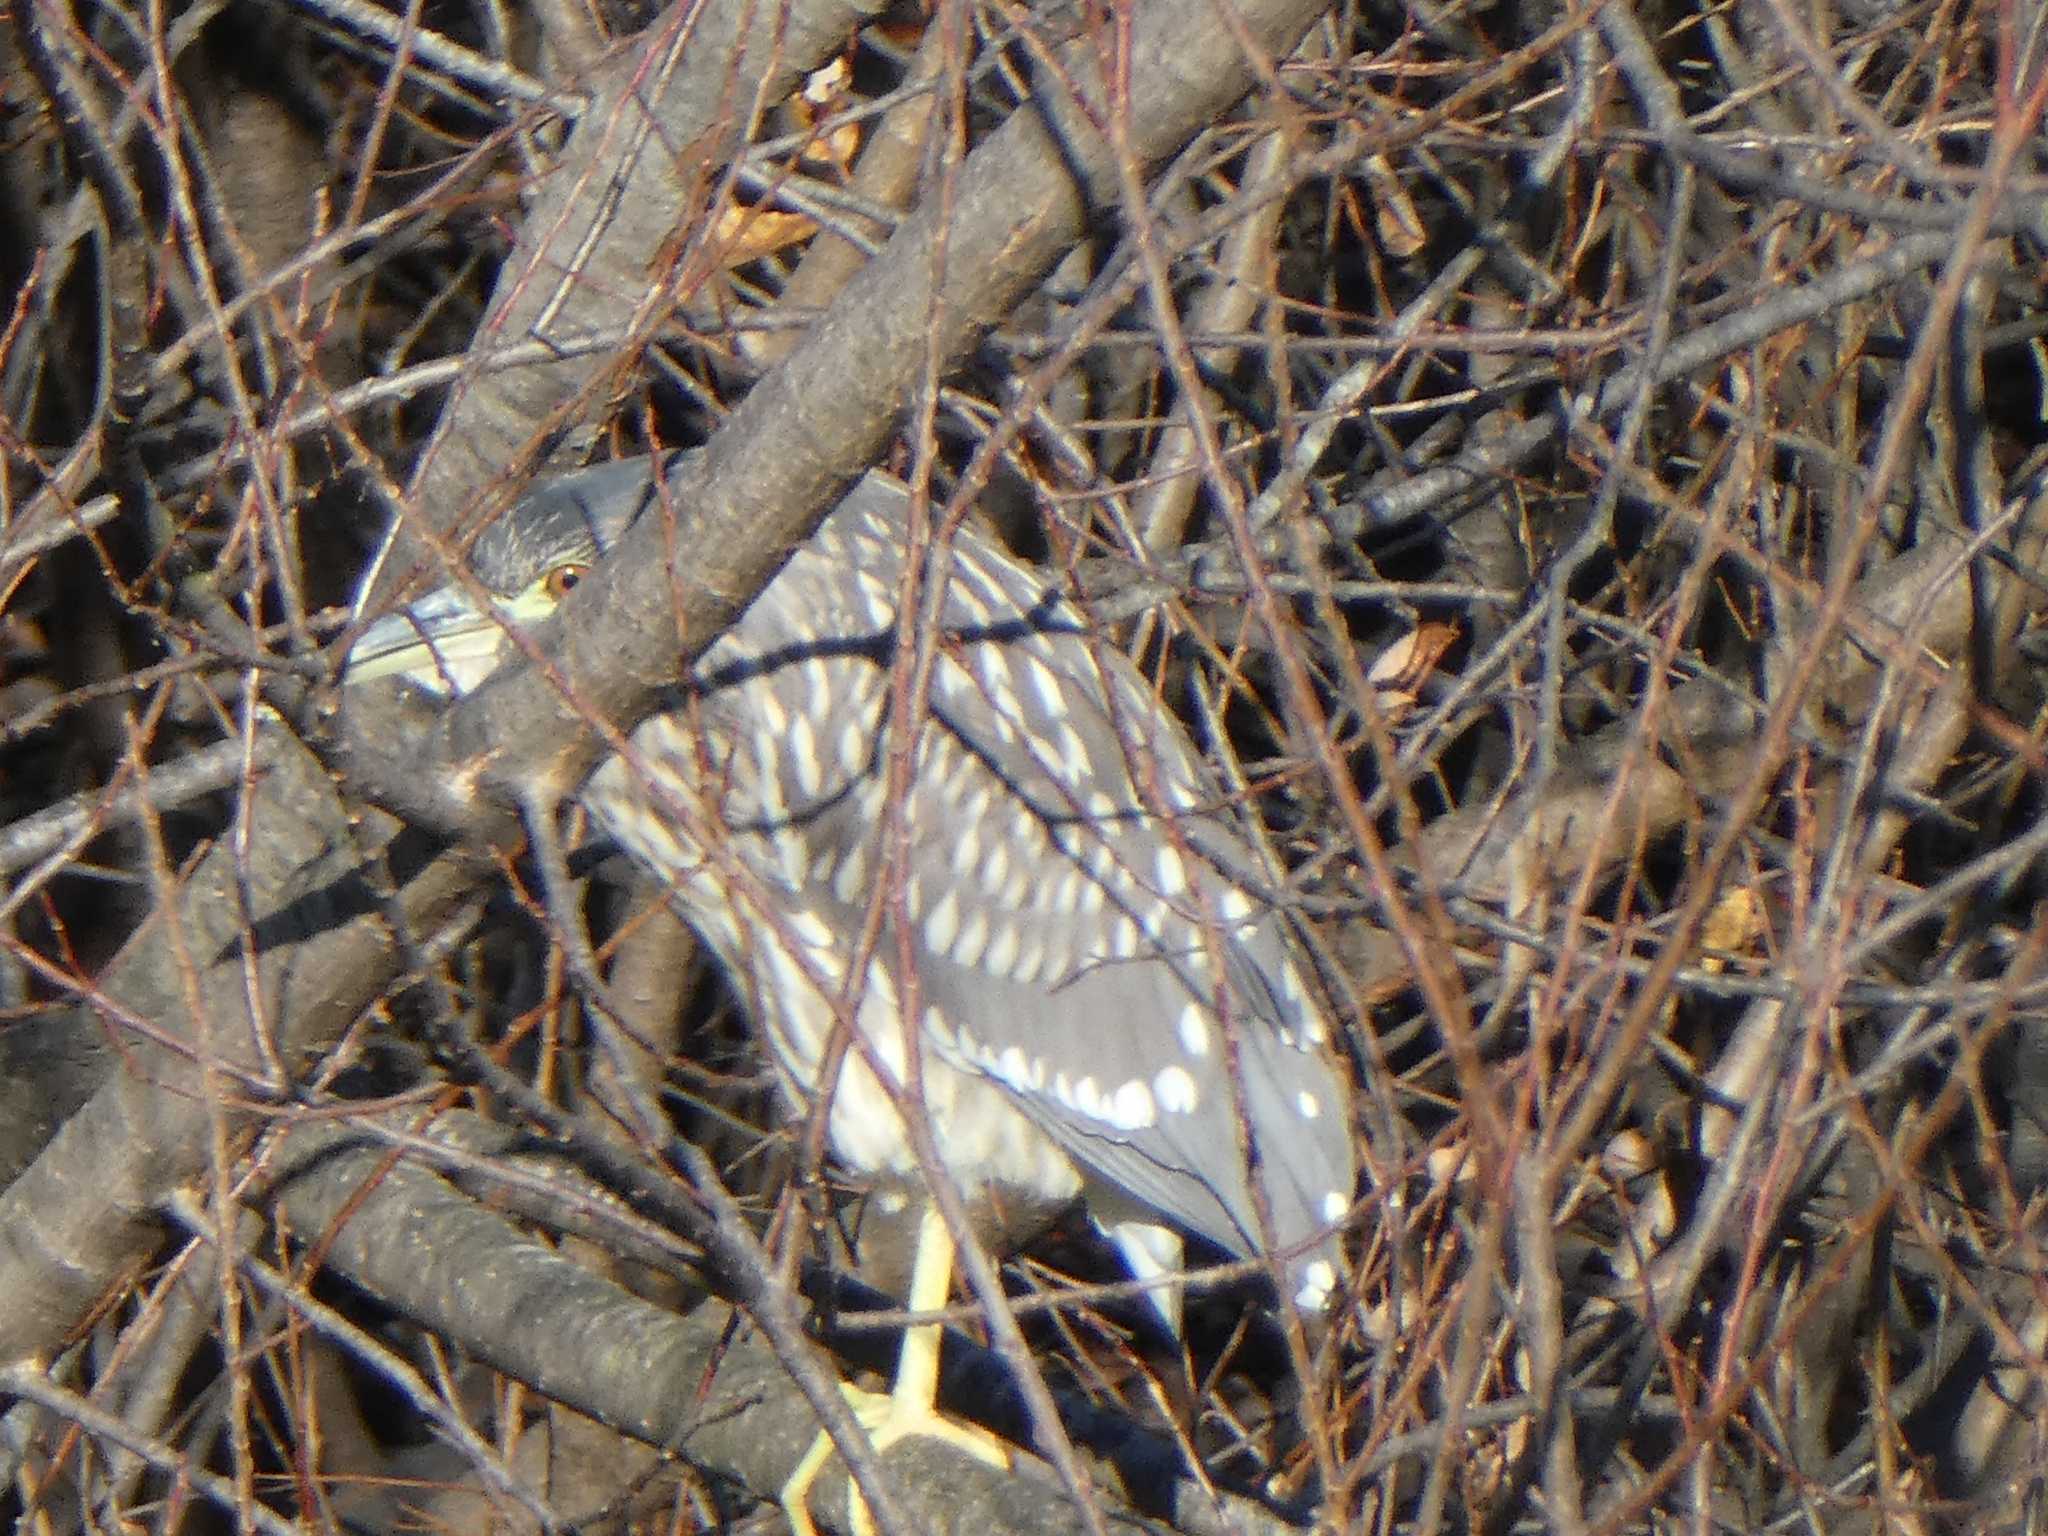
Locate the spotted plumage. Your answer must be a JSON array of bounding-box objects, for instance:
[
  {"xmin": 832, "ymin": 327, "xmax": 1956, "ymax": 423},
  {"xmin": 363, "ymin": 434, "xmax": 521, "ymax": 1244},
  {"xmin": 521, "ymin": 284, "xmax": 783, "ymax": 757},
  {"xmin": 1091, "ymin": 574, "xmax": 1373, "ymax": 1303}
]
[{"xmin": 349, "ymin": 454, "xmax": 1356, "ymax": 1319}]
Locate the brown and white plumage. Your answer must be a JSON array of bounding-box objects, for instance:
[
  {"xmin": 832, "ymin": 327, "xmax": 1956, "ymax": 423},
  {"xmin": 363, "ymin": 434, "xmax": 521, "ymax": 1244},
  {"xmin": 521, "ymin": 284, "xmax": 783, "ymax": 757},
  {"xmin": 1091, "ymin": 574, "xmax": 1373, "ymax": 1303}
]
[{"xmin": 349, "ymin": 455, "xmax": 1356, "ymax": 1324}]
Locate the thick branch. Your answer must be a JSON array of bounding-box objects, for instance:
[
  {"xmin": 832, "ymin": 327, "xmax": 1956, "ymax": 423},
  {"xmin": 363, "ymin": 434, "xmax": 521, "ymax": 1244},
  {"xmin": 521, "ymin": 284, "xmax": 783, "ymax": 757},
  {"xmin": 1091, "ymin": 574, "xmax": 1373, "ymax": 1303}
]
[
  {"xmin": 341, "ymin": 0, "xmax": 1338, "ymax": 831},
  {"xmin": 0, "ymin": 738, "xmax": 481, "ymax": 1363},
  {"xmin": 392, "ymin": 0, "xmax": 888, "ymax": 547},
  {"xmin": 259, "ymin": 1115, "xmax": 1306, "ymax": 1536}
]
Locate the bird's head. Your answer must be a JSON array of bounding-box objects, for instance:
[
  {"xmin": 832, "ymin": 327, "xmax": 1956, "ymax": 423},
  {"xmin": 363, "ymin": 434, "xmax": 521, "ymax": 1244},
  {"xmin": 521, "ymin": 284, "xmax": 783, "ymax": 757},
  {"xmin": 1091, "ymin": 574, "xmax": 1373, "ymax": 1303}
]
[{"xmin": 344, "ymin": 460, "xmax": 667, "ymax": 697}]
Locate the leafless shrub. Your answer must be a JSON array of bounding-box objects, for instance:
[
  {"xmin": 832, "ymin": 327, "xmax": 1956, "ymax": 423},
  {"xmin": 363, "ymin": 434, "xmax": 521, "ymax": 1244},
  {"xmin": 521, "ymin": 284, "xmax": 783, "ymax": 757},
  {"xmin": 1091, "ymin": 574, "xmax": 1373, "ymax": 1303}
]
[{"xmin": 2, "ymin": 0, "xmax": 2046, "ymax": 1531}]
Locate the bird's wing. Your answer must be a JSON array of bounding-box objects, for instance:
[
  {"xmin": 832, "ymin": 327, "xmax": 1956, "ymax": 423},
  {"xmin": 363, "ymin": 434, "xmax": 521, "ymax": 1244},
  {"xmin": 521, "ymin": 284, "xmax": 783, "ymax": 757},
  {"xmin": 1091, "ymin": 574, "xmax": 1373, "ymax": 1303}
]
[{"xmin": 756, "ymin": 477, "xmax": 1356, "ymax": 1288}]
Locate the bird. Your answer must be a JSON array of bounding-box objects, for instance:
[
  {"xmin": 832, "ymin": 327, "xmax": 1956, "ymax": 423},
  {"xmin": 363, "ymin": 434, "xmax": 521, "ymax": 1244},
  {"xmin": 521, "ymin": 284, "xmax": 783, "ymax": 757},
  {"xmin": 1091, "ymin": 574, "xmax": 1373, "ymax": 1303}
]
[{"xmin": 346, "ymin": 453, "xmax": 1356, "ymax": 1532}]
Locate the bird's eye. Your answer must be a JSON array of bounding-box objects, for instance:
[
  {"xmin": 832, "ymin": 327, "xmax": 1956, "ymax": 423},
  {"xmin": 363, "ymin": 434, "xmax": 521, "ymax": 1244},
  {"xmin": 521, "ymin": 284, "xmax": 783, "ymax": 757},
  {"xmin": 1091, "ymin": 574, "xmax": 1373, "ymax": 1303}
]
[{"xmin": 543, "ymin": 563, "xmax": 589, "ymax": 600}]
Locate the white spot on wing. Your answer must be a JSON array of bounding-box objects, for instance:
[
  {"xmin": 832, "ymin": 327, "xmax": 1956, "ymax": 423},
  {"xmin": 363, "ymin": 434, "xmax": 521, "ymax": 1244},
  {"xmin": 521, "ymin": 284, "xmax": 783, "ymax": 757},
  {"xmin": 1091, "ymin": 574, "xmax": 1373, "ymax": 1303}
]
[
  {"xmin": 950, "ymin": 822, "xmax": 982, "ymax": 877},
  {"xmin": 1000, "ymin": 859, "xmax": 1033, "ymax": 912},
  {"xmin": 1110, "ymin": 1078, "xmax": 1157, "ymax": 1130},
  {"xmin": 953, "ymin": 908, "xmax": 989, "ymax": 968},
  {"xmin": 996, "ymin": 1045, "xmax": 1031, "ymax": 1090},
  {"xmin": 1298, "ymin": 1260, "xmax": 1336, "ymax": 1306},
  {"xmin": 855, "ymin": 568, "xmax": 894, "ymax": 617},
  {"xmin": 776, "ymin": 828, "xmax": 809, "ymax": 885},
  {"xmin": 1110, "ymin": 914, "xmax": 1142, "ymax": 958},
  {"xmin": 952, "ymin": 574, "xmax": 994, "ymax": 624},
  {"xmin": 789, "ymin": 714, "xmax": 822, "ymax": 798},
  {"xmin": 1023, "ymin": 653, "xmax": 1066, "ymax": 718},
  {"xmin": 924, "ymin": 889, "xmax": 961, "ymax": 956},
  {"xmin": 1009, "ymin": 937, "xmax": 1044, "ymax": 986},
  {"xmin": 1297, "ymin": 1089, "xmax": 1321, "ymax": 1119},
  {"xmin": 1154, "ymin": 1065, "xmax": 1198, "ymax": 1113},
  {"xmin": 832, "ymin": 844, "xmax": 868, "ymax": 905},
  {"xmin": 837, "ymin": 718, "xmax": 869, "ymax": 775},
  {"xmin": 979, "ymin": 651, "xmax": 1020, "ymax": 714},
  {"xmin": 1051, "ymin": 723, "xmax": 1089, "ymax": 779},
  {"xmin": 1155, "ymin": 846, "xmax": 1188, "ymax": 897},
  {"xmin": 986, "ymin": 923, "xmax": 1021, "ymax": 978},
  {"xmin": 1176, "ymin": 1004, "xmax": 1210, "ymax": 1058},
  {"xmin": 1321, "ymin": 1190, "xmax": 1349, "ymax": 1223}
]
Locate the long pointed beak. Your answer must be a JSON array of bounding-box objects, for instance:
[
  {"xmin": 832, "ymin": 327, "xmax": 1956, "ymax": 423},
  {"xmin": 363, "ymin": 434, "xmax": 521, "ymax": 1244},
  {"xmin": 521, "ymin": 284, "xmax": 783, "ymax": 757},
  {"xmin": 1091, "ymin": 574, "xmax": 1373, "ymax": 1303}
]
[{"xmin": 344, "ymin": 588, "xmax": 505, "ymax": 697}]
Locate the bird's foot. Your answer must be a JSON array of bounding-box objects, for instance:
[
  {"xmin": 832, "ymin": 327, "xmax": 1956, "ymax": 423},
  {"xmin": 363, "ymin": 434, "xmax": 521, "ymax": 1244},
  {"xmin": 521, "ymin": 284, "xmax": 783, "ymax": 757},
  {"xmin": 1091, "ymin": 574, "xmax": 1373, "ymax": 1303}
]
[{"xmin": 781, "ymin": 1375, "xmax": 1010, "ymax": 1536}]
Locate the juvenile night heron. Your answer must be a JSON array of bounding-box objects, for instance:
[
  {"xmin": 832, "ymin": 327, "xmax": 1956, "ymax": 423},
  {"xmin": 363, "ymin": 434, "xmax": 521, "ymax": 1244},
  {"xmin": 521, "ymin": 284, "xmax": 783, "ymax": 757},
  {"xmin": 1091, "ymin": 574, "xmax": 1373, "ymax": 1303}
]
[{"xmin": 348, "ymin": 454, "xmax": 1356, "ymax": 1531}]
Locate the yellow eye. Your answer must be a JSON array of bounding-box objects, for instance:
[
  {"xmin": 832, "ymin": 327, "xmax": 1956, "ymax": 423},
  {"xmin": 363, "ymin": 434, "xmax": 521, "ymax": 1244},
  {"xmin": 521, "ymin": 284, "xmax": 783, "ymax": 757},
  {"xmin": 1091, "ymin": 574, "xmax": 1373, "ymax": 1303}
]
[{"xmin": 543, "ymin": 563, "xmax": 590, "ymax": 601}]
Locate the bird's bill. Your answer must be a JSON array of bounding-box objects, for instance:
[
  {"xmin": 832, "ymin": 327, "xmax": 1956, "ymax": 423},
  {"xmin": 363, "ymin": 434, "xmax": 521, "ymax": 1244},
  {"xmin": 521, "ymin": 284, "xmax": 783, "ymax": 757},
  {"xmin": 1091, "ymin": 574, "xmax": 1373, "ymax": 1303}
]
[{"xmin": 344, "ymin": 588, "xmax": 507, "ymax": 697}]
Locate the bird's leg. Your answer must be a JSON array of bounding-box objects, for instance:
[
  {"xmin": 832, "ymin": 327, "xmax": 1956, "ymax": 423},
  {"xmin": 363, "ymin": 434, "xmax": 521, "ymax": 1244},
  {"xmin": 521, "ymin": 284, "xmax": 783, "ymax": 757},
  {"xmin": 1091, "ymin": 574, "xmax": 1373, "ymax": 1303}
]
[{"xmin": 781, "ymin": 1201, "xmax": 1011, "ymax": 1536}]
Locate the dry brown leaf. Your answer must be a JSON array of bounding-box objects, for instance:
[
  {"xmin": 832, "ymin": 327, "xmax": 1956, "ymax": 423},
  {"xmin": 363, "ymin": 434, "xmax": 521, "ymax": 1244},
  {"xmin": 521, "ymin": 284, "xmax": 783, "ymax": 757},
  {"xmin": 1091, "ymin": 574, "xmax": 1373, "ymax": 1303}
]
[{"xmin": 1368, "ymin": 621, "xmax": 1459, "ymax": 719}]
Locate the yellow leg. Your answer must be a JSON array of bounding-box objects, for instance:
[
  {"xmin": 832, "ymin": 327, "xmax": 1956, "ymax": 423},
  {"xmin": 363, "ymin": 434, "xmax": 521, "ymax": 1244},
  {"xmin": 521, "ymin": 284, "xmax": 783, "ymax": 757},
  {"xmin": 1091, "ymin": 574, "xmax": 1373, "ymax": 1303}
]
[{"xmin": 781, "ymin": 1203, "xmax": 1012, "ymax": 1536}]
